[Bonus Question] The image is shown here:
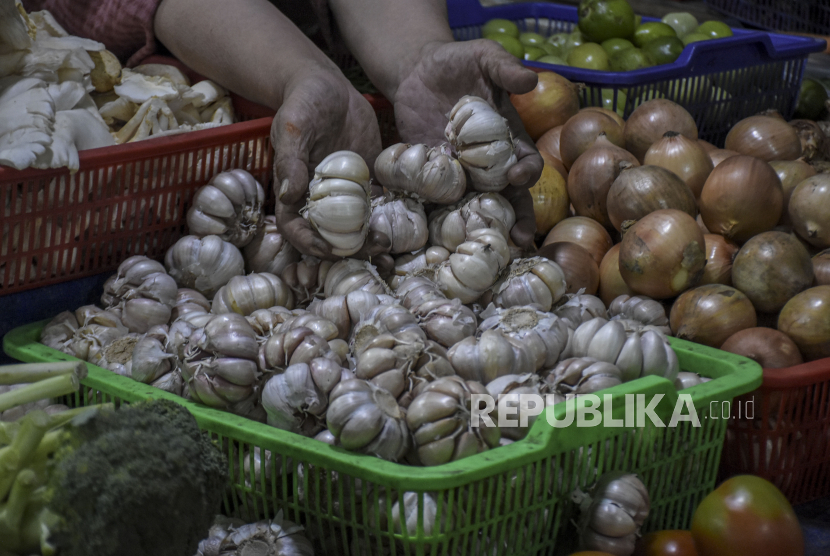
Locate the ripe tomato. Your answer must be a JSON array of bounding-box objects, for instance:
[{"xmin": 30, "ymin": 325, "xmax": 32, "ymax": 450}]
[
  {"xmin": 634, "ymin": 530, "xmax": 698, "ymax": 556},
  {"xmin": 691, "ymin": 475, "xmax": 804, "ymax": 556}
]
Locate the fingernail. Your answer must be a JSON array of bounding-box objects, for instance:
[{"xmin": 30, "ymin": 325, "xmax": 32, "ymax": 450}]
[{"xmin": 278, "ymin": 179, "xmax": 290, "ymax": 200}]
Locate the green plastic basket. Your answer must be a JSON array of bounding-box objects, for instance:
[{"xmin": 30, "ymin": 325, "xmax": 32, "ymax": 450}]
[{"xmin": 3, "ymin": 320, "xmax": 761, "ymax": 556}]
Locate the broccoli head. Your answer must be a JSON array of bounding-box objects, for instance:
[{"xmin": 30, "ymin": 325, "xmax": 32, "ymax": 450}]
[{"xmin": 45, "ymin": 399, "xmax": 228, "ymax": 556}]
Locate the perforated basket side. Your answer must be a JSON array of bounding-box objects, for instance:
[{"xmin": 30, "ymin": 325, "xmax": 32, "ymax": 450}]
[{"xmin": 704, "ymin": 0, "xmax": 830, "ymax": 35}]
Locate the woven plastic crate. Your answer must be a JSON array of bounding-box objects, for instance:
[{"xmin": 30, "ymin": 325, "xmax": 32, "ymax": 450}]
[
  {"xmin": 4, "ymin": 320, "xmax": 761, "ymax": 555},
  {"xmin": 720, "ymin": 357, "xmax": 830, "ymax": 505},
  {"xmin": 447, "ymin": 0, "xmax": 826, "ymax": 144},
  {"xmin": 704, "ymin": 0, "xmax": 830, "ymax": 36},
  {"xmin": 0, "ymin": 56, "xmax": 397, "ymax": 298}
]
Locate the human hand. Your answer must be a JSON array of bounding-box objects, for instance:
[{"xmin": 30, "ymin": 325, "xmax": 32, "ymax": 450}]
[
  {"xmin": 272, "ymin": 68, "xmax": 392, "ymax": 265},
  {"xmin": 392, "ymin": 39, "xmax": 544, "ymax": 248}
]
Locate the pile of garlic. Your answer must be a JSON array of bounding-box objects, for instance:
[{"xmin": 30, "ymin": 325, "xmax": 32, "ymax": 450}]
[{"xmin": 0, "ymin": 1, "xmax": 234, "ymax": 172}]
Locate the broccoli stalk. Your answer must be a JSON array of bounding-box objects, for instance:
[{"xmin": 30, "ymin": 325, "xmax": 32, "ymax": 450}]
[
  {"xmin": 0, "ymin": 362, "xmax": 86, "ymax": 385},
  {"xmin": 0, "ymin": 411, "xmax": 50, "ymax": 500},
  {"xmin": 0, "ymin": 469, "xmax": 38, "ymax": 552},
  {"xmin": 0, "ymin": 374, "xmax": 80, "ymax": 413}
]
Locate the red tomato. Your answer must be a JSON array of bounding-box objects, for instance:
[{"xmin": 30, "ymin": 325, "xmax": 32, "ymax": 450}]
[
  {"xmin": 634, "ymin": 530, "xmax": 698, "ymax": 556},
  {"xmin": 691, "ymin": 475, "xmax": 804, "ymax": 556}
]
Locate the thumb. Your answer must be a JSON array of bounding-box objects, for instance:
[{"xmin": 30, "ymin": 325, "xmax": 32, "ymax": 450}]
[
  {"xmin": 475, "ymin": 39, "xmax": 539, "ymax": 95},
  {"xmin": 271, "ymin": 107, "xmax": 313, "ymax": 206}
]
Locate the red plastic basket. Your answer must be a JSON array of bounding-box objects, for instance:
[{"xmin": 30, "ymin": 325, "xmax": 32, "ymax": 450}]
[
  {"xmin": 0, "ymin": 56, "xmax": 397, "ymax": 297},
  {"xmin": 719, "ymin": 357, "xmax": 830, "ymax": 505}
]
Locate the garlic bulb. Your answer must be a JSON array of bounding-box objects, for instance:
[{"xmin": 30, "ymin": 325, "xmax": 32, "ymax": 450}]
[
  {"xmin": 307, "ymin": 290, "xmax": 396, "ymax": 340},
  {"xmin": 210, "ymin": 272, "xmax": 294, "ymax": 316},
  {"xmin": 544, "ymin": 357, "xmax": 623, "ymax": 396},
  {"xmin": 369, "ymin": 193, "xmax": 429, "ymax": 254},
  {"xmin": 131, "ymin": 326, "xmax": 176, "ymax": 383},
  {"xmin": 553, "ymin": 294, "xmax": 608, "ymax": 330},
  {"xmin": 88, "ymin": 332, "xmax": 142, "ymax": 375},
  {"xmin": 491, "ymin": 256, "xmax": 567, "ymax": 312},
  {"xmin": 396, "ymin": 274, "xmax": 477, "ymax": 348},
  {"xmin": 323, "ymin": 258, "xmax": 389, "ymax": 298},
  {"xmin": 302, "ymin": 150, "xmax": 371, "ymax": 256},
  {"xmin": 563, "ymin": 317, "xmax": 680, "ymax": 383},
  {"xmin": 258, "ymin": 326, "xmax": 343, "ymax": 372},
  {"xmin": 165, "ymin": 234, "xmax": 245, "ymax": 298},
  {"xmin": 195, "ymin": 513, "xmax": 314, "ymax": 556},
  {"xmin": 428, "ymin": 192, "xmax": 516, "ymax": 252},
  {"xmin": 67, "ymin": 323, "xmax": 127, "ymax": 362},
  {"xmin": 351, "ymin": 303, "xmax": 426, "ymax": 347},
  {"xmin": 40, "ymin": 311, "xmax": 79, "ymax": 351},
  {"xmin": 186, "ymin": 169, "xmax": 266, "ymax": 247},
  {"xmin": 607, "ymin": 294, "xmax": 671, "ymax": 336},
  {"xmin": 280, "ymin": 256, "xmax": 331, "ymax": 306},
  {"xmin": 435, "ymin": 228, "xmax": 511, "ymax": 303},
  {"xmin": 574, "ymin": 471, "xmax": 650, "ymax": 555},
  {"xmin": 168, "ymin": 310, "xmax": 214, "ymax": 361},
  {"xmin": 119, "ymin": 297, "xmax": 172, "ymax": 333},
  {"xmin": 389, "ymin": 246, "xmax": 451, "ymax": 289},
  {"xmin": 261, "ymin": 360, "xmax": 347, "ymax": 436},
  {"xmin": 326, "ymin": 378, "xmax": 410, "ymax": 461},
  {"xmin": 249, "ymin": 307, "xmax": 341, "ymax": 343},
  {"xmin": 374, "ymin": 142, "xmax": 466, "ymax": 204},
  {"xmin": 100, "ymin": 255, "xmax": 177, "ymax": 308},
  {"xmin": 179, "ymin": 313, "xmax": 261, "ymax": 415},
  {"xmin": 170, "ymin": 288, "xmax": 211, "ymax": 321},
  {"xmin": 406, "ymin": 376, "xmax": 500, "ymax": 465},
  {"xmin": 675, "ymin": 371, "xmax": 711, "ymax": 390},
  {"xmin": 241, "ymin": 215, "xmax": 300, "ymax": 275},
  {"xmin": 486, "ymin": 373, "xmax": 559, "ymax": 440},
  {"xmin": 448, "ymin": 329, "xmax": 536, "ymax": 384},
  {"xmin": 479, "ymin": 305, "xmax": 571, "ymax": 371},
  {"xmin": 445, "ymin": 95, "xmax": 517, "ymax": 192}
]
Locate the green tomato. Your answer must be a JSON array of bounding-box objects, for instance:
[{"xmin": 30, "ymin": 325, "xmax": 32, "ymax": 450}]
[
  {"xmin": 682, "ymin": 32, "xmax": 711, "ymax": 45},
  {"xmin": 795, "ymin": 78, "xmax": 829, "ymax": 120},
  {"xmin": 577, "ymin": 0, "xmax": 636, "ymax": 43},
  {"xmin": 696, "ymin": 20, "xmax": 733, "ymax": 39},
  {"xmin": 482, "ymin": 18, "xmax": 520, "ymax": 39},
  {"xmin": 632, "ymin": 21, "xmax": 678, "ymax": 48},
  {"xmin": 569, "ymin": 29, "xmax": 587, "ymax": 48},
  {"xmin": 567, "ymin": 42, "xmax": 610, "ymax": 70},
  {"xmin": 601, "ymin": 37, "xmax": 635, "ymax": 56},
  {"xmin": 523, "ymin": 45, "xmax": 547, "ymax": 61},
  {"xmin": 600, "ymin": 88, "xmax": 627, "ymax": 117},
  {"xmin": 609, "ymin": 47, "xmax": 653, "ymax": 71},
  {"xmin": 488, "ymin": 34, "xmax": 525, "ymax": 58},
  {"xmin": 661, "ymin": 12, "xmax": 699, "ymax": 37},
  {"xmin": 537, "ymin": 55, "xmax": 569, "ymax": 66},
  {"xmin": 545, "ymin": 33, "xmax": 571, "ymax": 57},
  {"xmin": 642, "ymin": 35, "xmax": 685, "ymax": 65},
  {"xmin": 519, "ymin": 32, "xmax": 547, "ymax": 48}
]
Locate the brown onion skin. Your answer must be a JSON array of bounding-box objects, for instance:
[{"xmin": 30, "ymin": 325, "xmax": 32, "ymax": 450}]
[
  {"xmin": 720, "ymin": 328, "xmax": 804, "ymax": 369},
  {"xmin": 698, "ymin": 139, "xmax": 718, "ymax": 153},
  {"xmin": 618, "ymin": 209, "xmax": 706, "ymax": 299},
  {"xmin": 643, "ymin": 131, "xmax": 714, "ymax": 198},
  {"xmin": 559, "ymin": 110, "xmax": 625, "ymax": 169},
  {"xmin": 567, "ymin": 135, "xmax": 640, "ymax": 229},
  {"xmin": 606, "ymin": 165, "xmax": 697, "ymax": 232},
  {"xmin": 697, "ymin": 214, "xmax": 710, "ymax": 235},
  {"xmin": 581, "ymin": 106, "xmax": 626, "ymax": 129},
  {"xmin": 731, "ymin": 231, "xmax": 815, "ymax": 314},
  {"xmin": 725, "ymin": 115, "xmax": 802, "ymax": 162},
  {"xmin": 538, "ymin": 241, "xmax": 600, "ymax": 295},
  {"xmin": 770, "ymin": 159, "xmax": 816, "ymax": 226},
  {"xmin": 536, "ymin": 126, "xmax": 566, "ymax": 174},
  {"xmin": 699, "ymin": 155, "xmax": 783, "ymax": 244},
  {"xmin": 709, "ymin": 149, "xmax": 740, "ymax": 167},
  {"xmin": 670, "ymin": 284, "xmax": 758, "ymax": 348},
  {"xmin": 788, "ymin": 173, "xmax": 830, "ymax": 249},
  {"xmin": 623, "ymin": 99, "xmax": 698, "ymax": 163},
  {"xmin": 700, "ymin": 234, "xmax": 739, "ymax": 286},
  {"xmin": 511, "ymin": 72, "xmax": 581, "ymax": 141},
  {"xmin": 598, "ymin": 243, "xmax": 634, "ymax": 306},
  {"xmin": 814, "ymin": 249, "xmax": 830, "ymax": 286},
  {"xmin": 777, "ymin": 285, "xmax": 830, "ymax": 361},
  {"xmin": 542, "ymin": 216, "xmax": 613, "ymax": 266}
]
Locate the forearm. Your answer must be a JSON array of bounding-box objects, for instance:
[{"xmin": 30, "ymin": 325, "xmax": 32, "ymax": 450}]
[
  {"xmin": 154, "ymin": 0, "xmax": 340, "ymax": 110},
  {"xmin": 327, "ymin": 0, "xmax": 454, "ymax": 100}
]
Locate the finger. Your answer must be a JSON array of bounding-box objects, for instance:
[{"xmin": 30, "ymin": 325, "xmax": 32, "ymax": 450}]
[
  {"xmin": 508, "ymin": 138, "xmax": 544, "ymax": 189},
  {"xmin": 353, "ymin": 229, "xmax": 392, "ymax": 261},
  {"xmin": 475, "ymin": 40, "xmax": 539, "ymax": 95},
  {"xmin": 274, "ymin": 200, "xmax": 336, "ymax": 260},
  {"xmin": 371, "ymin": 253, "xmax": 395, "ymax": 279},
  {"xmin": 501, "ymin": 185, "xmax": 537, "ymax": 248},
  {"xmin": 271, "ymin": 105, "xmax": 313, "ymax": 206}
]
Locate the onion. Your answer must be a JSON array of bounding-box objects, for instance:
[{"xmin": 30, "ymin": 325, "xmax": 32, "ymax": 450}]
[
  {"xmin": 606, "ymin": 165, "xmax": 697, "ymax": 232},
  {"xmin": 643, "ymin": 131, "xmax": 714, "ymax": 198},
  {"xmin": 581, "ymin": 106, "xmax": 626, "ymax": 129},
  {"xmin": 510, "ymin": 72, "xmax": 581, "ymax": 141},
  {"xmin": 731, "ymin": 231, "xmax": 814, "ymax": 313},
  {"xmin": 538, "ymin": 241, "xmax": 600, "ymax": 295},
  {"xmin": 598, "ymin": 243, "xmax": 634, "ymax": 306},
  {"xmin": 669, "ymin": 284, "xmax": 757, "ymax": 348},
  {"xmin": 697, "ymin": 214, "xmax": 710, "ymax": 235},
  {"xmin": 618, "ymin": 208, "xmax": 706, "ymax": 299},
  {"xmin": 567, "ymin": 134, "xmax": 640, "ymax": 229},
  {"xmin": 720, "ymin": 328, "xmax": 803, "ymax": 369},
  {"xmin": 708, "ymin": 149, "xmax": 740, "ymax": 167},
  {"xmin": 698, "ymin": 139, "xmax": 718, "ymax": 153},
  {"xmin": 542, "ymin": 216, "xmax": 613, "ymax": 265},
  {"xmin": 698, "ymin": 155, "xmax": 783, "ymax": 243},
  {"xmin": 559, "ymin": 110, "xmax": 625, "ymax": 169},
  {"xmin": 777, "ymin": 285, "xmax": 830, "ymax": 361},
  {"xmin": 814, "ymin": 249, "xmax": 830, "ymax": 285},
  {"xmin": 788, "ymin": 173, "xmax": 830, "ymax": 249},
  {"xmin": 530, "ymin": 151, "xmax": 570, "ymax": 236},
  {"xmin": 724, "ymin": 115, "xmax": 802, "ymax": 162},
  {"xmin": 536, "ymin": 126, "xmax": 567, "ymax": 177},
  {"xmin": 700, "ymin": 234, "xmax": 739, "ymax": 286},
  {"xmin": 623, "ymin": 99, "xmax": 698, "ymax": 163},
  {"xmin": 769, "ymin": 159, "xmax": 816, "ymax": 226},
  {"xmin": 790, "ymin": 119, "xmax": 829, "ymax": 162}
]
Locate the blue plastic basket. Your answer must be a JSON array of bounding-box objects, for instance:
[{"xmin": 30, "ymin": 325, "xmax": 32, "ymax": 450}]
[
  {"xmin": 704, "ymin": 0, "xmax": 830, "ymax": 36},
  {"xmin": 447, "ymin": 0, "xmax": 826, "ymax": 145}
]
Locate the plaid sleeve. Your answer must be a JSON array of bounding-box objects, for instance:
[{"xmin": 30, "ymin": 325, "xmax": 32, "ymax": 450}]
[{"xmin": 21, "ymin": 0, "xmax": 163, "ymax": 67}]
